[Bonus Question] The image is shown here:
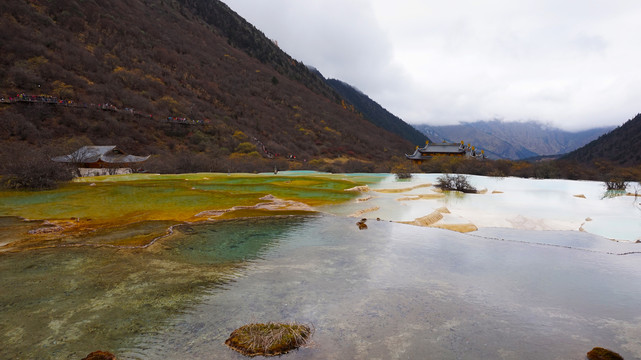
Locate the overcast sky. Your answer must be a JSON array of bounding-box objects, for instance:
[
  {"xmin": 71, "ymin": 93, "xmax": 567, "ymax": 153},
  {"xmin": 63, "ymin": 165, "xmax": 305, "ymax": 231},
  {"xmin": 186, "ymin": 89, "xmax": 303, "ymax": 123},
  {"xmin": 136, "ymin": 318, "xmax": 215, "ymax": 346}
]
[{"xmin": 223, "ymin": 0, "xmax": 641, "ymax": 131}]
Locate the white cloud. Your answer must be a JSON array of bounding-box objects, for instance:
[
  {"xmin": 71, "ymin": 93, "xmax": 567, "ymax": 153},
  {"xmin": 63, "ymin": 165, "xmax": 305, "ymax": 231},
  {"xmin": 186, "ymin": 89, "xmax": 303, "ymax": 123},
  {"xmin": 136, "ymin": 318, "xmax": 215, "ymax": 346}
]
[{"xmin": 223, "ymin": 0, "xmax": 641, "ymax": 131}]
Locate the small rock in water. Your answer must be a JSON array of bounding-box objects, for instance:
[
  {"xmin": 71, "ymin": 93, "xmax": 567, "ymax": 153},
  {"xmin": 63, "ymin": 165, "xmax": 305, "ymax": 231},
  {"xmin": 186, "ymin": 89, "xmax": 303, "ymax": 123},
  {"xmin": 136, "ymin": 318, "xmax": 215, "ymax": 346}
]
[
  {"xmin": 586, "ymin": 347, "xmax": 623, "ymax": 360},
  {"xmin": 81, "ymin": 351, "xmax": 117, "ymax": 360}
]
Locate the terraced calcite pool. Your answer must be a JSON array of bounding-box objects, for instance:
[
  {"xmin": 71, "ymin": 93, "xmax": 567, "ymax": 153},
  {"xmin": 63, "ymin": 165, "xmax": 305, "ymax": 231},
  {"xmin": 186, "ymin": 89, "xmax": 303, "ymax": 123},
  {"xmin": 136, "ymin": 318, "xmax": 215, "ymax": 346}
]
[
  {"xmin": 1, "ymin": 172, "xmax": 640, "ymax": 359},
  {"xmin": 0, "ymin": 172, "xmax": 375, "ymax": 252}
]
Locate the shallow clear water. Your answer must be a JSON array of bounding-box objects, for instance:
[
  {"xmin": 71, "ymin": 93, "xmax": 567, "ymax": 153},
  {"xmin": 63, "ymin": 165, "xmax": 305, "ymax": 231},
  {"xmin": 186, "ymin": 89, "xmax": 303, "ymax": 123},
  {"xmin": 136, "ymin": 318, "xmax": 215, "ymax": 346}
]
[
  {"xmin": 127, "ymin": 216, "xmax": 641, "ymax": 360},
  {"xmin": 3, "ymin": 215, "xmax": 640, "ymax": 359},
  {"xmin": 1, "ymin": 173, "xmax": 640, "ymax": 359},
  {"xmin": 0, "ymin": 217, "xmax": 311, "ymax": 360}
]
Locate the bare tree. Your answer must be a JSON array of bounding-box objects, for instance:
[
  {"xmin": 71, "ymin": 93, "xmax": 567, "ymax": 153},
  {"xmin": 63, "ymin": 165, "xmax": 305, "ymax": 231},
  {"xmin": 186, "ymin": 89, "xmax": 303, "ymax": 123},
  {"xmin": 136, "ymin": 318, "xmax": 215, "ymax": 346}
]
[
  {"xmin": 435, "ymin": 174, "xmax": 477, "ymax": 193},
  {"xmin": 0, "ymin": 144, "xmax": 73, "ymax": 190}
]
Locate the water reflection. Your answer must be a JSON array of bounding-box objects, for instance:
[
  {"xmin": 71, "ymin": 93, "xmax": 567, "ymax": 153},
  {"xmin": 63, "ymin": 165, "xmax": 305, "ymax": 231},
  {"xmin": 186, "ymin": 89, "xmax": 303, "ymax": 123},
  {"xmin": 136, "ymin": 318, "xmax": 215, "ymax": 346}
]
[
  {"xmin": 326, "ymin": 174, "xmax": 640, "ymax": 241},
  {"xmin": 602, "ymin": 189, "xmax": 628, "ymax": 199},
  {"xmin": 124, "ymin": 216, "xmax": 641, "ymax": 360}
]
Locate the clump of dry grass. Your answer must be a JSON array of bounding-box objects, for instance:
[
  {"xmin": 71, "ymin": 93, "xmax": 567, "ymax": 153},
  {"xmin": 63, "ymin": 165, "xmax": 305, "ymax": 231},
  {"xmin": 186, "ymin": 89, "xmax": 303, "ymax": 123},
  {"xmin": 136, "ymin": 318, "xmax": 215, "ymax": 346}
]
[
  {"xmin": 224, "ymin": 322, "xmax": 313, "ymax": 357},
  {"xmin": 586, "ymin": 347, "xmax": 624, "ymax": 360}
]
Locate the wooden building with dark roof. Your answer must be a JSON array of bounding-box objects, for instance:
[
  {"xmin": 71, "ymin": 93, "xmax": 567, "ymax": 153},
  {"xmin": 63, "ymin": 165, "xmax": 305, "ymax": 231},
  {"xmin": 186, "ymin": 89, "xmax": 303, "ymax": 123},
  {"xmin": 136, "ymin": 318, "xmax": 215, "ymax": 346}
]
[
  {"xmin": 52, "ymin": 146, "xmax": 150, "ymax": 169},
  {"xmin": 406, "ymin": 141, "xmax": 484, "ymax": 164}
]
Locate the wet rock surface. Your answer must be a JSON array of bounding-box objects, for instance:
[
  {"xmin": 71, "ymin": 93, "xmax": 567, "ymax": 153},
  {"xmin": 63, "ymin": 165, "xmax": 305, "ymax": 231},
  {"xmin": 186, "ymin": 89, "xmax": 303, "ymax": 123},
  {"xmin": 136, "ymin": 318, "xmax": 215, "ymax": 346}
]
[{"xmin": 356, "ymin": 218, "xmax": 368, "ymax": 230}]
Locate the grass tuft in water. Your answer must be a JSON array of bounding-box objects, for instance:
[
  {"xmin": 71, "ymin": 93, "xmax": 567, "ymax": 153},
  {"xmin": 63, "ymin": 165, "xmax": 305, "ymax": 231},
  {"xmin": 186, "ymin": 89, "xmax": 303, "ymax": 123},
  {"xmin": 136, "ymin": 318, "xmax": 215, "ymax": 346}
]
[
  {"xmin": 587, "ymin": 347, "xmax": 624, "ymax": 360},
  {"xmin": 225, "ymin": 322, "xmax": 313, "ymax": 357}
]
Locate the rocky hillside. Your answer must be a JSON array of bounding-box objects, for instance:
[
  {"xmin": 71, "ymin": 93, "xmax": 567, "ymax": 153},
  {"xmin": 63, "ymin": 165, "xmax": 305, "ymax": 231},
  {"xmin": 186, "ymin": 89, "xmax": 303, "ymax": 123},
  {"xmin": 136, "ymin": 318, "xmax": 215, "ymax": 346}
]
[
  {"xmin": 416, "ymin": 121, "xmax": 613, "ymax": 160},
  {"xmin": 562, "ymin": 113, "xmax": 641, "ymax": 166},
  {"xmin": 0, "ymin": 0, "xmax": 413, "ymax": 172}
]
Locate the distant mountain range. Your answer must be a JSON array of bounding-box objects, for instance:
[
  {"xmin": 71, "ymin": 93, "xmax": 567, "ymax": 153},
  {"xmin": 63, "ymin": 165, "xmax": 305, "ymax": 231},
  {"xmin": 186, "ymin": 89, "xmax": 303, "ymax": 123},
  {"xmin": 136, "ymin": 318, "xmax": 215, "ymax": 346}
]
[{"xmin": 415, "ymin": 121, "xmax": 614, "ymax": 160}]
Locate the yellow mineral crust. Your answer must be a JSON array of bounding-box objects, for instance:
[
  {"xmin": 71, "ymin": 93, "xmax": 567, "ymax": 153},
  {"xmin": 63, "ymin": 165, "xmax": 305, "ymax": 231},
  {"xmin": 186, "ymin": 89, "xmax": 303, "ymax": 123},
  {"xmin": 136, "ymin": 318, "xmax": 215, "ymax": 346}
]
[
  {"xmin": 374, "ymin": 183, "xmax": 432, "ymax": 193},
  {"xmin": 398, "ymin": 211, "xmax": 443, "ymax": 227},
  {"xmin": 194, "ymin": 195, "xmax": 314, "ymax": 219},
  {"xmin": 349, "ymin": 206, "xmax": 380, "ymax": 217},
  {"xmin": 397, "ymin": 193, "xmax": 445, "ymax": 201},
  {"xmin": 398, "ymin": 207, "xmax": 477, "ymax": 233}
]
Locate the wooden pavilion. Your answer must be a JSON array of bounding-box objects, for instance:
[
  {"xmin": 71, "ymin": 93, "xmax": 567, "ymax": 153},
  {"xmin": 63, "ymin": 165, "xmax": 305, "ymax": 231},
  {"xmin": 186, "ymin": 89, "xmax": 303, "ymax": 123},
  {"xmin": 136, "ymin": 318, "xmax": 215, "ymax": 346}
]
[{"xmin": 406, "ymin": 141, "xmax": 484, "ymax": 164}]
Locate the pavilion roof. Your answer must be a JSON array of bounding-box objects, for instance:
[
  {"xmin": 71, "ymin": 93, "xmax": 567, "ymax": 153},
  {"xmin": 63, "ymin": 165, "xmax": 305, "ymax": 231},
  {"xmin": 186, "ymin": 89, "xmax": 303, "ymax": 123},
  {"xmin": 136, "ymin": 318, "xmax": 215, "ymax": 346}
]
[
  {"xmin": 52, "ymin": 146, "xmax": 150, "ymax": 164},
  {"xmin": 419, "ymin": 143, "xmax": 465, "ymax": 154}
]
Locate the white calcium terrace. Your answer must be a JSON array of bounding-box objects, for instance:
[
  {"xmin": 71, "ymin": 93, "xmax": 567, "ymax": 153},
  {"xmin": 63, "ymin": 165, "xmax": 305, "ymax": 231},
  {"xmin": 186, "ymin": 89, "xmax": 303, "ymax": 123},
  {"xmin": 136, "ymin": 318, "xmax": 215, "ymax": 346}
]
[{"xmin": 325, "ymin": 174, "xmax": 641, "ymax": 242}]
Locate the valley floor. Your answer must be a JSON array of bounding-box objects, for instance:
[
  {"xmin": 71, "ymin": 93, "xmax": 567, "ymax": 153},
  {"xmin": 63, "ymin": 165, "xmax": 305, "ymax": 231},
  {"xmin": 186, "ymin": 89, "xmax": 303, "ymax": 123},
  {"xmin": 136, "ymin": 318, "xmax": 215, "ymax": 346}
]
[{"xmin": 0, "ymin": 172, "xmax": 639, "ymax": 359}]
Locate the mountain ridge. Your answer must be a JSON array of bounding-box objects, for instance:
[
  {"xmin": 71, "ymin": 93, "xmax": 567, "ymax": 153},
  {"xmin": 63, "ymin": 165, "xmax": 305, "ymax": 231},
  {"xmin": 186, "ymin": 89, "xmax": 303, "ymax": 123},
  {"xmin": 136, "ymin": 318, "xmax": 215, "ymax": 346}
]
[
  {"xmin": 562, "ymin": 113, "xmax": 641, "ymax": 166},
  {"xmin": 324, "ymin": 78, "xmax": 429, "ymax": 146}
]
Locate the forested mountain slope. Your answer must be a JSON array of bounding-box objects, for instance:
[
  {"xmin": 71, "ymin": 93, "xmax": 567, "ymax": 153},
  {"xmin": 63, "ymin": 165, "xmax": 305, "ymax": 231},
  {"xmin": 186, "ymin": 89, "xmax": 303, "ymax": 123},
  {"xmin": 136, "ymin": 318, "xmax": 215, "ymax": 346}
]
[
  {"xmin": 0, "ymin": 0, "xmax": 412, "ymax": 172},
  {"xmin": 562, "ymin": 113, "xmax": 641, "ymax": 166},
  {"xmin": 325, "ymin": 79, "xmax": 428, "ymax": 146}
]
